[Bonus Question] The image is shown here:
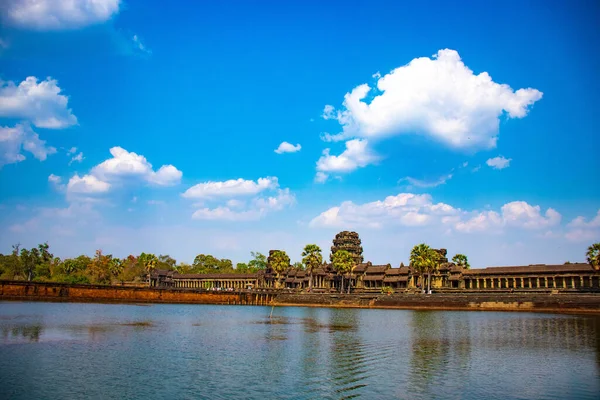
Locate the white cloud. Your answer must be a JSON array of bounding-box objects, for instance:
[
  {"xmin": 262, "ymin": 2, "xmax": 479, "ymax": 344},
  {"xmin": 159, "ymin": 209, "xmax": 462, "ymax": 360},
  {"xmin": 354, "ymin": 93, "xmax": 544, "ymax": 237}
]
[
  {"xmin": 132, "ymin": 34, "xmax": 151, "ymax": 55},
  {"xmin": 48, "ymin": 173, "xmax": 65, "ymax": 190},
  {"xmin": 472, "ymin": 165, "xmax": 481, "ymax": 173},
  {"xmin": 0, "ymin": 123, "xmax": 57, "ymax": 167},
  {"xmin": 91, "ymin": 146, "xmax": 182, "ymax": 186},
  {"xmin": 486, "ymin": 155, "xmax": 511, "ymax": 170},
  {"xmin": 567, "ymin": 210, "xmax": 600, "ymax": 229},
  {"xmin": 69, "ymin": 151, "xmax": 84, "ymax": 165},
  {"xmin": 182, "ymin": 177, "xmax": 278, "ymax": 199},
  {"xmin": 310, "ymin": 193, "xmax": 561, "ymax": 234},
  {"xmin": 565, "ymin": 209, "xmax": 600, "ymax": 242},
  {"xmin": 191, "ymin": 207, "xmax": 262, "ymax": 222},
  {"xmin": 191, "ymin": 189, "xmax": 295, "ymax": 222},
  {"xmin": 147, "ymin": 165, "xmax": 183, "ymax": 186},
  {"xmin": 398, "ymin": 174, "xmax": 453, "ymax": 189},
  {"xmin": 67, "ymin": 174, "xmax": 111, "ymax": 194},
  {"xmin": 147, "ymin": 200, "xmax": 165, "ymax": 206},
  {"xmin": 501, "ymin": 201, "xmax": 561, "ymax": 229},
  {"xmin": 67, "ymin": 147, "xmax": 77, "ymax": 154},
  {"xmin": 185, "ymin": 179, "xmax": 295, "ymax": 221},
  {"xmin": 3, "ymin": 0, "xmax": 121, "ymax": 30},
  {"xmin": 226, "ymin": 199, "xmax": 246, "ymax": 209},
  {"xmin": 48, "ymin": 174, "xmax": 61, "ymax": 184},
  {"xmin": 454, "ymin": 211, "xmax": 503, "ymax": 233},
  {"xmin": 322, "ymin": 49, "xmax": 542, "ymax": 150},
  {"xmin": 252, "ymin": 188, "xmax": 295, "ymax": 211},
  {"xmin": 462, "ymin": 161, "xmax": 468, "ymax": 168},
  {"xmin": 0, "ymin": 77, "xmax": 77, "ymax": 129},
  {"xmin": 274, "ymin": 141, "xmax": 301, "ymax": 154},
  {"xmin": 319, "ymin": 132, "xmax": 347, "ymax": 143},
  {"xmin": 316, "ymin": 139, "xmax": 379, "ymax": 180},
  {"xmin": 310, "ymin": 193, "xmax": 458, "ymax": 229},
  {"xmin": 314, "ymin": 171, "xmax": 329, "ymax": 183}
]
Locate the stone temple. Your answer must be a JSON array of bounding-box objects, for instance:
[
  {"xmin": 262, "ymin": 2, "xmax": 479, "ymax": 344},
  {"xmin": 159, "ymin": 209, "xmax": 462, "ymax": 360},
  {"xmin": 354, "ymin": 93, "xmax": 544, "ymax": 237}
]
[{"xmin": 330, "ymin": 231, "xmax": 364, "ymax": 265}]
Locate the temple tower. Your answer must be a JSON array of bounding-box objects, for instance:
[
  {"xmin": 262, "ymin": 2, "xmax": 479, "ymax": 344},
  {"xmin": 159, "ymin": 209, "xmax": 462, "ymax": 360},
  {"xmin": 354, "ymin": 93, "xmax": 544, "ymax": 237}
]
[{"xmin": 330, "ymin": 231, "xmax": 364, "ymax": 265}]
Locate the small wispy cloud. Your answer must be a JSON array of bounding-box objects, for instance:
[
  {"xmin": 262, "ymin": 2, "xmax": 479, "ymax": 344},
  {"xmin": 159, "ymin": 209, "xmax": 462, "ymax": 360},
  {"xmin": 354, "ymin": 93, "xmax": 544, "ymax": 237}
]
[
  {"xmin": 486, "ymin": 156, "xmax": 512, "ymax": 170},
  {"xmin": 132, "ymin": 34, "xmax": 152, "ymax": 55},
  {"xmin": 69, "ymin": 151, "xmax": 84, "ymax": 165},
  {"xmin": 398, "ymin": 173, "xmax": 453, "ymax": 189},
  {"xmin": 274, "ymin": 141, "xmax": 301, "ymax": 154}
]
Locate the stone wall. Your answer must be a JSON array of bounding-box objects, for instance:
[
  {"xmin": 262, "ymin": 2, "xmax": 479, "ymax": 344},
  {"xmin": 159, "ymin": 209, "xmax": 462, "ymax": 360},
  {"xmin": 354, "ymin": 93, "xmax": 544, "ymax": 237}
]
[
  {"xmin": 2, "ymin": 280, "xmax": 599, "ymax": 314},
  {"xmin": 0, "ymin": 280, "xmax": 273, "ymax": 305},
  {"xmin": 274, "ymin": 293, "xmax": 600, "ymax": 314}
]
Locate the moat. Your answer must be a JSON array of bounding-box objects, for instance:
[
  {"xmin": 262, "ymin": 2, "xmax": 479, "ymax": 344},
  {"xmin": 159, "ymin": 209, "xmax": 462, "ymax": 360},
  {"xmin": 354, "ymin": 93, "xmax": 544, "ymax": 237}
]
[{"xmin": 1, "ymin": 302, "xmax": 599, "ymax": 399}]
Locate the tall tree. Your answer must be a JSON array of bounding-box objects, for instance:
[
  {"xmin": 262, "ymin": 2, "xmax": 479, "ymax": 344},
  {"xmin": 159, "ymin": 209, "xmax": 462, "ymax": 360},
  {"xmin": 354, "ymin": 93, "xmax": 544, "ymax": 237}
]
[
  {"xmin": 236, "ymin": 262, "xmax": 249, "ymax": 273},
  {"xmin": 587, "ymin": 243, "xmax": 600, "ymax": 269},
  {"xmin": 157, "ymin": 254, "xmax": 176, "ymax": 270},
  {"xmin": 248, "ymin": 251, "xmax": 267, "ymax": 271},
  {"xmin": 302, "ymin": 244, "xmax": 323, "ymax": 291},
  {"xmin": 88, "ymin": 250, "xmax": 112, "ymax": 284},
  {"xmin": 410, "ymin": 244, "xmax": 440, "ymax": 294},
  {"xmin": 139, "ymin": 253, "xmax": 159, "ymax": 276},
  {"xmin": 269, "ymin": 250, "xmax": 290, "ymax": 288},
  {"xmin": 331, "ymin": 249, "xmax": 354, "ymax": 293},
  {"xmin": 452, "ymin": 254, "xmax": 470, "ymax": 269},
  {"xmin": 192, "ymin": 254, "xmax": 220, "ymax": 273}
]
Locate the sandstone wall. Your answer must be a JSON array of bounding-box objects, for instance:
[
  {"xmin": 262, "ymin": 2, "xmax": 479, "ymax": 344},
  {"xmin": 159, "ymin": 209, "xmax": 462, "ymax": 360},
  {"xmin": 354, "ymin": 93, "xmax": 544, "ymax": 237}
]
[
  {"xmin": 273, "ymin": 293, "xmax": 600, "ymax": 313},
  {"xmin": 0, "ymin": 280, "xmax": 270, "ymax": 305},
  {"xmin": 2, "ymin": 281, "xmax": 599, "ymax": 314}
]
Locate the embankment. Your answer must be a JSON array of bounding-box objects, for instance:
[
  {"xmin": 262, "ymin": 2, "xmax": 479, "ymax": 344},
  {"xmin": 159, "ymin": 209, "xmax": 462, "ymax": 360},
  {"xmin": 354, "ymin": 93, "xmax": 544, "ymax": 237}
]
[
  {"xmin": 1, "ymin": 281, "xmax": 599, "ymax": 314},
  {"xmin": 0, "ymin": 280, "xmax": 273, "ymax": 305},
  {"xmin": 273, "ymin": 293, "xmax": 600, "ymax": 314}
]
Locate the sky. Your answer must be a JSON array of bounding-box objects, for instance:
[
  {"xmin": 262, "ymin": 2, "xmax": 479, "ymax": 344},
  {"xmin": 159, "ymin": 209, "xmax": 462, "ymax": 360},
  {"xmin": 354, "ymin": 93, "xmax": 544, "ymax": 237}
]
[{"xmin": 0, "ymin": 0, "xmax": 599, "ymax": 268}]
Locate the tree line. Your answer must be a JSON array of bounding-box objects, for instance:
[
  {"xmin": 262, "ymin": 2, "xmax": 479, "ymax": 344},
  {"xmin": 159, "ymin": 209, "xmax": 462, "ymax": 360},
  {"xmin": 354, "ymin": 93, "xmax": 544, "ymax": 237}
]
[
  {"xmin": 1, "ymin": 241, "xmax": 597, "ymax": 289},
  {"xmin": 0, "ymin": 244, "xmax": 272, "ymax": 285}
]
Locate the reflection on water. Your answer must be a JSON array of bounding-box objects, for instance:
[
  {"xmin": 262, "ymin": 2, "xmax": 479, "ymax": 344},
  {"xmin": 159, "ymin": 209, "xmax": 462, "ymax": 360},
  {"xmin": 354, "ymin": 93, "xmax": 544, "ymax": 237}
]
[
  {"xmin": 0, "ymin": 302, "xmax": 599, "ymax": 400},
  {"xmin": 2, "ymin": 324, "xmax": 43, "ymax": 343}
]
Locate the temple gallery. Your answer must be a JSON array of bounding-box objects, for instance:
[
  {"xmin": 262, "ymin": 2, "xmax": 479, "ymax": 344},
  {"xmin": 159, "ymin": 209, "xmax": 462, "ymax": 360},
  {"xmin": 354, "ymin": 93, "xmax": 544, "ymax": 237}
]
[{"xmin": 150, "ymin": 232, "xmax": 600, "ymax": 293}]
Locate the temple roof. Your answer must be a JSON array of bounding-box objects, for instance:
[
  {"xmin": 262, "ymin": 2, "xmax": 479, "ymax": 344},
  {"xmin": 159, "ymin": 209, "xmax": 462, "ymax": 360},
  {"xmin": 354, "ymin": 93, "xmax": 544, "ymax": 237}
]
[
  {"xmin": 363, "ymin": 274, "xmax": 385, "ymax": 281},
  {"xmin": 463, "ymin": 263, "xmax": 594, "ymax": 275},
  {"xmin": 385, "ymin": 268, "xmax": 401, "ymax": 275},
  {"xmin": 365, "ymin": 265, "xmax": 389, "ymax": 274},
  {"xmin": 173, "ymin": 273, "xmax": 258, "ymax": 279}
]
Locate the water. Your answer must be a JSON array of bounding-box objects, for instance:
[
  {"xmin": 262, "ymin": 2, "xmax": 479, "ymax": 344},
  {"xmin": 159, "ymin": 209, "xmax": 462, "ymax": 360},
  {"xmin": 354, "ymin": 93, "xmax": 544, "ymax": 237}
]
[{"xmin": 0, "ymin": 302, "xmax": 598, "ymax": 400}]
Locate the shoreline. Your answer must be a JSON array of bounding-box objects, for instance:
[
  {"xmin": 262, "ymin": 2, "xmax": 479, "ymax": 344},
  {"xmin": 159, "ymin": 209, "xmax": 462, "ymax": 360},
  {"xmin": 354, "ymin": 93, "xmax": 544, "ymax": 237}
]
[{"xmin": 1, "ymin": 280, "xmax": 599, "ymax": 315}]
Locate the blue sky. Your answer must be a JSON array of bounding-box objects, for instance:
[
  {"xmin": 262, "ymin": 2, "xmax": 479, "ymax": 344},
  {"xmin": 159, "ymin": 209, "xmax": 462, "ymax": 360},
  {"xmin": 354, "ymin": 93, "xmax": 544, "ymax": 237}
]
[{"xmin": 1, "ymin": 0, "xmax": 599, "ymax": 267}]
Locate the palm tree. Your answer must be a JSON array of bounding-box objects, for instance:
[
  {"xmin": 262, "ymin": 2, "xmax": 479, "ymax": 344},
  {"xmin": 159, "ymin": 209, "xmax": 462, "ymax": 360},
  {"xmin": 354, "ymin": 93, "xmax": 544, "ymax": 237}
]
[
  {"xmin": 452, "ymin": 254, "xmax": 470, "ymax": 269},
  {"xmin": 331, "ymin": 250, "xmax": 354, "ymax": 293},
  {"xmin": 302, "ymin": 244, "xmax": 323, "ymax": 291},
  {"xmin": 270, "ymin": 250, "xmax": 290, "ymax": 288},
  {"xmin": 587, "ymin": 243, "xmax": 600, "ymax": 270},
  {"xmin": 410, "ymin": 244, "xmax": 439, "ymax": 294}
]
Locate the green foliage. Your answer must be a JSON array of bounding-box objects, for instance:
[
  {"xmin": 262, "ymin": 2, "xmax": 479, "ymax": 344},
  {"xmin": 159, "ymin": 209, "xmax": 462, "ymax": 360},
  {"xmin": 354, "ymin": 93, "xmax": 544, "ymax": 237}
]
[
  {"xmin": 302, "ymin": 244, "xmax": 322, "ymax": 289},
  {"xmin": 331, "ymin": 250, "xmax": 354, "ymax": 274},
  {"xmin": 452, "ymin": 254, "xmax": 470, "ymax": 269},
  {"xmin": 292, "ymin": 261, "xmax": 304, "ymax": 269},
  {"xmin": 157, "ymin": 254, "xmax": 176, "ymax": 270},
  {"xmin": 587, "ymin": 243, "xmax": 600, "ymax": 269},
  {"xmin": 192, "ymin": 254, "xmax": 234, "ymax": 274},
  {"xmin": 331, "ymin": 249, "xmax": 354, "ymax": 293},
  {"xmin": 302, "ymin": 244, "xmax": 322, "ymax": 271},
  {"xmin": 139, "ymin": 253, "xmax": 159, "ymax": 275},
  {"xmin": 269, "ymin": 250, "xmax": 290, "ymax": 276},
  {"xmin": 410, "ymin": 243, "xmax": 442, "ymax": 293},
  {"xmin": 236, "ymin": 262, "xmax": 249, "ymax": 273},
  {"xmin": 248, "ymin": 251, "xmax": 267, "ymax": 271},
  {"xmin": 381, "ymin": 286, "xmax": 394, "ymax": 294}
]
